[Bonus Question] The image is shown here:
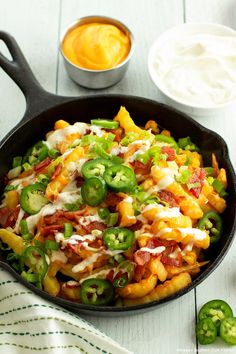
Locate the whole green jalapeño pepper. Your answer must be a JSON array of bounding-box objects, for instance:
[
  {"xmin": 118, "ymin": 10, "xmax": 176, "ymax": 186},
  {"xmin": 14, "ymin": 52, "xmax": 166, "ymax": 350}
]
[
  {"xmin": 199, "ymin": 299, "xmax": 233, "ymax": 332},
  {"xmin": 80, "ymin": 278, "xmax": 114, "ymax": 306},
  {"xmin": 103, "ymin": 227, "xmax": 135, "ymax": 251},
  {"xmin": 81, "ymin": 158, "xmax": 113, "ymax": 179},
  {"xmin": 103, "ymin": 165, "xmax": 137, "ymax": 192},
  {"xmin": 81, "ymin": 177, "xmax": 107, "ymax": 206},
  {"xmin": 20, "ymin": 246, "xmax": 48, "ymax": 286},
  {"xmin": 20, "ymin": 183, "xmax": 48, "ymax": 215},
  {"xmin": 198, "ymin": 211, "xmax": 223, "ymax": 244}
]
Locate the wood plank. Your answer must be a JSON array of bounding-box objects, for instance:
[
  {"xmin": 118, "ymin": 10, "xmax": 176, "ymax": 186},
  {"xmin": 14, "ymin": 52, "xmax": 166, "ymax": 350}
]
[
  {"xmin": 185, "ymin": 1, "xmax": 236, "ymax": 352},
  {"xmin": 58, "ymin": 1, "xmax": 196, "ymax": 354},
  {"xmin": 0, "ymin": 0, "xmax": 60, "ymax": 140}
]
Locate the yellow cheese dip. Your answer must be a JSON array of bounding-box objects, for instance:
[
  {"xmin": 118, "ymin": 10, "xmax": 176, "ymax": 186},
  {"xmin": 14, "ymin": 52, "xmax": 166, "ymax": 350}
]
[{"xmin": 62, "ymin": 22, "xmax": 131, "ymax": 70}]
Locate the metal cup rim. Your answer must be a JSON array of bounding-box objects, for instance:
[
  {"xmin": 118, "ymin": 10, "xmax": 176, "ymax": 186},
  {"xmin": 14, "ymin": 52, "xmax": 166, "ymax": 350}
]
[{"xmin": 59, "ymin": 15, "xmax": 135, "ymax": 73}]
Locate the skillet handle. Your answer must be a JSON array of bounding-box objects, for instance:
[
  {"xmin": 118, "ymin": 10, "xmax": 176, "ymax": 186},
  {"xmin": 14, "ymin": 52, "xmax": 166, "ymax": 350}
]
[{"xmin": 0, "ymin": 31, "xmax": 65, "ymax": 122}]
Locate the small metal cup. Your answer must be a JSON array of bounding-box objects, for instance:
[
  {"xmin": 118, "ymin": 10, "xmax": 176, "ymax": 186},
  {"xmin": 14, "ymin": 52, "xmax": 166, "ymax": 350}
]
[{"xmin": 60, "ymin": 15, "xmax": 135, "ymax": 89}]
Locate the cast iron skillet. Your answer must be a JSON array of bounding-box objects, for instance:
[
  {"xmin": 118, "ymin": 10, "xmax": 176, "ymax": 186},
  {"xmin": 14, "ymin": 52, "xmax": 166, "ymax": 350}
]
[{"xmin": 0, "ymin": 31, "xmax": 236, "ymax": 315}]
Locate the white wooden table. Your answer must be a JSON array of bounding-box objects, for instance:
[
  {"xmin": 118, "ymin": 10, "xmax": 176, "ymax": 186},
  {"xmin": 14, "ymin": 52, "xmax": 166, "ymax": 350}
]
[{"xmin": 0, "ymin": 1, "xmax": 236, "ymax": 353}]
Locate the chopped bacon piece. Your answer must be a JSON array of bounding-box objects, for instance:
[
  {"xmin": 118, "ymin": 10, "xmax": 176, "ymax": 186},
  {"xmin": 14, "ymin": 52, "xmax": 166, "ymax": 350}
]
[
  {"xmin": 66, "ymin": 243, "xmax": 78, "ymax": 253},
  {"xmin": 161, "ymin": 253, "xmax": 182, "ymax": 267},
  {"xmin": 129, "ymin": 220, "xmax": 143, "ymax": 232},
  {"xmin": 0, "ymin": 207, "xmax": 11, "ymax": 227},
  {"xmin": 43, "ymin": 209, "xmax": 86, "ymax": 226},
  {"xmin": 161, "ymin": 240, "xmax": 183, "ymax": 267},
  {"xmin": 51, "ymin": 163, "xmax": 62, "ymax": 180},
  {"xmin": 34, "ymin": 157, "xmax": 52, "ymax": 172},
  {"xmin": 146, "ymin": 238, "xmax": 165, "ymax": 249},
  {"xmin": 43, "ymin": 211, "xmax": 65, "ymax": 225},
  {"xmin": 161, "ymin": 146, "xmax": 176, "ymax": 161},
  {"xmin": 106, "ymin": 270, "xmax": 115, "ymax": 282},
  {"xmin": 40, "ymin": 224, "xmax": 64, "ymax": 236},
  {"xmin": 4, "ymin": 206, "xmax": 20, "ymax": 228},
  {"xmin": 63, "ymin": 209, "xmax": 86, "ymax": 220},
  {"xmin": 105, "ymin": 191, "xmax": 123, "ymax": 208},
  {"xmin": 82, "ymin": 221, "xmax": 107, "ymax": 233},
  {"xmin": 76, "ymin": 176, "xmax": 84, "ymax": 188},
  {"xmin": 134, "ymin": 264, "xmax": 146, "ymax": 282},
  {"xmin": 123, "ymin": 241, "xmax": 137, "ymax": 261},
  {"xmin": 131, "ymin": 160, "xmax": 151, "ymax": 175},
  {"xmin": 158, "ymin": 190, "xmax": 179, "ymax": 207},
  {"xmin": 88, "ymin": 239, "xmax": 103, "ymax": 249},
  {"xmin": 188, "ymin": 168, "xmax": 206, "ymax": 198},
  {"xmin": 108, "ymin": 128, "xmax": 123, "ymax": 142},
  {"xmin": 134, "ymin": 250, "xmax": 151, "ymax": 266},
  {"xmin": 106, "ymin": 270, "xmax": 125, "ymax": 283}
]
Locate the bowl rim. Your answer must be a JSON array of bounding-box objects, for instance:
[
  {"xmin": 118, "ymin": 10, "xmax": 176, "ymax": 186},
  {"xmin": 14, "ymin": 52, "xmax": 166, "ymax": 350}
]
[
  {"xmin": 59, "ymin": 15, "xmax": 135, "ymax": 73},
  {"xmin": 148, "ymin": 22, "xmax": 236, "ymax": 110}
]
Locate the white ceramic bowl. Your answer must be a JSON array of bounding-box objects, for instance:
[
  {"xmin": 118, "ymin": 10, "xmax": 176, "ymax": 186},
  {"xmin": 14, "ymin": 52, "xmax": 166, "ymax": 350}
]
[{"xmin": 148, "ymin": 23, "xmax": 236, "ymax": 119}]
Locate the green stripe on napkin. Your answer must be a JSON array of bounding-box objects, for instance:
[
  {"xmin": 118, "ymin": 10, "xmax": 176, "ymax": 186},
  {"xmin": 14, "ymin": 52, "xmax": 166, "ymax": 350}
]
[{"xmin": 0, "ymin": 267, "xmax": 133, "ymax": 354}]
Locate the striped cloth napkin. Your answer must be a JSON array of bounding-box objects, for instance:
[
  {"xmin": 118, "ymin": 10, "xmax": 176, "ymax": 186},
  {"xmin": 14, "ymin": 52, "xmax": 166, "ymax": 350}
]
[{"xmin": 0, "ymin": 267, "xmax": 133, "ymax": 354}]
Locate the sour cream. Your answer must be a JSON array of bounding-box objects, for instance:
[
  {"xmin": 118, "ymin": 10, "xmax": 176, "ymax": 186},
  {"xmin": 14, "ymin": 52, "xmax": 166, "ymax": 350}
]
[{"xmin": 150, "ymin": 30, "xmax": 236, "ymax": 107}]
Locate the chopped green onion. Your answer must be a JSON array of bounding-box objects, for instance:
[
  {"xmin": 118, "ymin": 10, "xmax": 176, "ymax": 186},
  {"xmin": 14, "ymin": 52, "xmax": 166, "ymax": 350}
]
[
  {"xmin": 113, "ymin": 275, "xmax": 128, "ymax": 288},
  {"xmin": 20, "ymin": 219, "xmax": 29, "ymax": 236},
  {"xmin": 92, "ymin": 144, "xmax": 110, "ymax": 159},
  {"xmin": 0, "ymin": 240, "xmax": 10, "ymax": 251},
  {"xmin": 107, "ymin": 213, "xmax": 118, "ymax": 226},
  {"xmin": 4, "ymin": 185, "xmax": 17, "ymax": 192},
  {"xmin": 47, "ymin": 156, "xmax": 63, "ymax": 177},
  {"xmin": 178, "ymin": 136, "xmax": 199, "ymax": 152},
  {"xmin": 12, "ymin": 156, "xmax": 22, "ymax": 168},
  {"xmin": 207, "ymin": 176, "xmax": 214, "ymax": 185},
  {"xmin": 48, "ymin": 149, "xmax": 60, "ymax": 158},
  {"xmin": 176, "ymin": 170, "xmax": 191, "ymax": 184},
  {"xmin": 121, "ymin": 132, "xmax": 139, "ymax": 146},
  {"xmin": 90, "ymin": 119, "xmax": 119, "ymax": 130},
  {"xmin": 6, "ymin": 253, "xmax": 19, "ymax": 262},
  {"xmin": 64, "ymin": 223, "xmax": 73, "ymax": 238},
  {"xmin": 91, "ymin": 229, "xmax": 102, "ymax": 237},
  {"xmin": 184, "ymin": 155, "xmax": 191, "ymax": 166},
  {"xmin": 65, "ymin": 198, "xmax": 83, "ymax": 211},
  {"xmin": 21, "ymin": 271, "xmax": 39, "ymax": 283},
  {"xmin": 145, "ymin": 195, "xmax": 160, "ymax": 205},
  {"xmin": 28, "ymin": 156, "xmax": 37, "ymax": 164},
  {"xmin": 204, "ymin": 167, "xmax": 215, "ymax": 177},
  {"xmin": 114, "ymin": 254, "xmax": 125, "ymax": 264},
  {"xmin": 107, "ymin": 133, "xmax": 116, "ymax": 142},
  {"xmin": 38, "ymin": 174, "xmax": 50, "ymax": 186},
  {"xmin": 7, "ymin": 166, "xmax": 22, "ymax": 179},
  {"xmin": 45, "ymin": 240, "xmax": 59, "ymax": 251},
  {"xmin": 22, "ymin": 233, "xmax": 34, "ymax": 241},
  {"xmin": 110, "ymin": 156, "xmax": 124, "ymax": 164},
  {"xmin": 212, "ymin": 179, "xmax": 228, "ymax": 197},
  {"xmin": 6, "ymin": 253, "xmax": 20, "ymax": 271},
  {"xmin": 155, "ymin": 134, "xmax": 179, "ymax": 151},
  {"xmin": 98, "ymin": 208, "xmax": 110, "ymax": 220},
  {"xmin": 64, "ymin": 203, "xmax": 79, "ymax": 211},
  {"xmin": 187, "ymin": 182, "xmax": 201, "ymax": 190},
  {"xmin": 23, "ymin": 162, "xmax": 31, "ymax": 172},
  {"xmin": 81, "ymin": 135, "xmax": 97, "ymax": 146}
]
